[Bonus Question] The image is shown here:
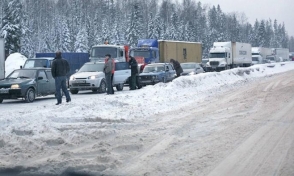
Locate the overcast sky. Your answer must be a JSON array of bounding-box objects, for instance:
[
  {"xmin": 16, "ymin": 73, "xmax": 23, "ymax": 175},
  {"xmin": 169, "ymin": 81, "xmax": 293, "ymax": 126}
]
[{"xmin": 176, "ymin": 0, "xmax": 294, "ymax": 36}]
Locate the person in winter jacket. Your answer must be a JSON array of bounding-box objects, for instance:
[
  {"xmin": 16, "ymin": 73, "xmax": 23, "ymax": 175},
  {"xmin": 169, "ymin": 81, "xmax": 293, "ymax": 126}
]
[
  {"xmin": 104, "ymin": 54, "xmax": 115, "ymax": 94},
  {"xmin": 51, "ymin": 51, "xmax": 71, "ymax": 105},
  {"xmin": 170, "ymin": 58, "xmax": 183, "ymax": 77},
  {"xmin": 128, "ymin": 56, "xmax": 138, "ymax": 90}
]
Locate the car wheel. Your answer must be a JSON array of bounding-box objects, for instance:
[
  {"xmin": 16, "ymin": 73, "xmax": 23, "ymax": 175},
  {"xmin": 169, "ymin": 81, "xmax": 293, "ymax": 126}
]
[
  {"xmin": 25, "ymin": 88, "xmax": 35, "ymax": 103},
  {"xmin": 92, "ymin": 88, "xmax": 98, "ymax": 93},
  {"xmin": 116, "ymin": 83, "xmax": 124, "ymax": 91},
  {"xmin": 98, "ymin": 80, "xmax": 106, "ymax": 93},
  {"xmin": 70, "ymin": 89, "xmax": 79, "ymax": 94},
  {"xmin": 0, "ymin": 98, "xmax": 3, "ymax": 103}
]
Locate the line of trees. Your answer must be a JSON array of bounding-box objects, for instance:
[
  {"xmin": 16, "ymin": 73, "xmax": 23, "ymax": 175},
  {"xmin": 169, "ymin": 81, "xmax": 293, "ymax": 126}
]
[{"xmin": 1, "ymin": 0, "xmax": 294, "ymax": 58}]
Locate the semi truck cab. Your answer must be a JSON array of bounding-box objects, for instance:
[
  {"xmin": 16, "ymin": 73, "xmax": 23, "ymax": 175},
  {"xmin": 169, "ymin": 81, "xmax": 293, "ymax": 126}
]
[
  {"xmin": 129, "ymin": 39, "xmax": 160, "ymax": 64},
  {"xmin": 90, "ymin": 43, "xmax": 129, "ymax": 62},
  {"xmin": 207, "ymin": 46, "xmax": 232, "ymax": 71}
]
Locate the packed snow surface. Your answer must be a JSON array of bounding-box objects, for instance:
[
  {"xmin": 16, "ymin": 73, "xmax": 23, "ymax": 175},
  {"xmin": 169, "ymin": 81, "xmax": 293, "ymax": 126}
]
[{"xmin": 0, "ymin": 61, "xmax": 294, "ymax": 175}]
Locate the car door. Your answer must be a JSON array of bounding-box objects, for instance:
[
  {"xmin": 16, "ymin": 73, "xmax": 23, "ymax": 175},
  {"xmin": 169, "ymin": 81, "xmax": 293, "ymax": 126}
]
[
  {"xmin": 45, "ymin": 70, "xmax": 56, "ymax": 94},
  {"xmin": 113, "ymin": 62, "xmax": 131, "ymax": 85},
  {"xmin": 37, "ymin": 70, "xmax": 49, "ymax": 95}
]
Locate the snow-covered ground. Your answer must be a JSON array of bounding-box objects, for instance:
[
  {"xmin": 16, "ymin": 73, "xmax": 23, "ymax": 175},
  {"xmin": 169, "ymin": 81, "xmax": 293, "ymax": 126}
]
[
  {"xmin": 4, "ymin": 53, "xmax": 27, "ymax": 77},
  {"xmin": 0, "ymin": 62, "xmax": 294, "ymax": 175}
]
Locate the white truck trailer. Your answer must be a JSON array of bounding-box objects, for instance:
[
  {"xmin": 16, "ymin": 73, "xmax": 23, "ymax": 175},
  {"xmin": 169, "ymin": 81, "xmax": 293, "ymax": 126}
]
[
  {"xmin": 252, "ymin": 47, "xmax": 272, "ymax": 64},
  {"xmin": 272, "ymin": 48, "xmax": 290, "ymax": 62},
  {"xmin": 207, "ymin": 42, "xmax": 252, "ymax": 71},
  {"xmin": 0, "ymin": 38, "xmax": 4, "ymax": 80}
]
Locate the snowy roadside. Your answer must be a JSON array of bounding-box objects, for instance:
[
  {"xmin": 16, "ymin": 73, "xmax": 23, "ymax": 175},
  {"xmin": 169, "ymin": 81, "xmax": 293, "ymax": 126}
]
[{"xmin": 0, "ymin": 62, "xmax": 294, "ymax": 175}]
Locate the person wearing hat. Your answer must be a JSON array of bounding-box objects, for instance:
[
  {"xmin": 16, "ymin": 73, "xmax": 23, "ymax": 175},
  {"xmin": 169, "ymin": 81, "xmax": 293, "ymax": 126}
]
[{"xmin": 103, "ymin": 54, "xmax": 115, "ymax": 94}]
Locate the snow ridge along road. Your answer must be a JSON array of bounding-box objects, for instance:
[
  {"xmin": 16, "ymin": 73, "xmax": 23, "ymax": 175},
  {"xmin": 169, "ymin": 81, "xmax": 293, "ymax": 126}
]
[{"xmin": 0, "ymin": 62, "xmax": 294, "ymax": 175}]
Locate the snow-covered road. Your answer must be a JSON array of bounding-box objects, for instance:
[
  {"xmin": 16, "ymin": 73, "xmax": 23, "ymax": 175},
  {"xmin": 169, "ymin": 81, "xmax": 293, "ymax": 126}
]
[{"xmin": 0, "ymin": 63, "xmax": 294, "ymax": 175}]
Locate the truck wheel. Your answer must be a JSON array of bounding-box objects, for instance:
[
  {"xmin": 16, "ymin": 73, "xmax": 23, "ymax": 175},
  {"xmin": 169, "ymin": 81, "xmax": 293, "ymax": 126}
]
[
  {"xmin": 0, "ymin": 98, "xmax": 3, "ymax": 103},
  {"xmin": 25, "ymin": 88, "xmax": 35, "ymax": 103},
  {"xmin": 98, "ymin": 80, "xmax": 106, "ymax": 93},
  {"xmin": 70, "ymin": 89, "xmax": 79, "ymax": 94},
  {"xmin": 116, "ymin": 83, "xmax": 124, "ymax": 91}
]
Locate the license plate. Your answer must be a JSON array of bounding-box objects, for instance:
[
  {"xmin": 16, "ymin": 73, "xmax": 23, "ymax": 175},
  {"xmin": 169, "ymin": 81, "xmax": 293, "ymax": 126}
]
[
  {"xmin": 75, "ymin": 80, "xmax": 86, "ymax": 83},
  {"xmin": 0, "ymin": 89, "xmax": 9, "ymax": 94}
]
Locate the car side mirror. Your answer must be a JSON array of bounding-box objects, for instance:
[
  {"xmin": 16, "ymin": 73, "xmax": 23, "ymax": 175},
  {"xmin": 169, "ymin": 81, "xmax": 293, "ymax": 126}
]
[
  {"xmin": 38, "ymin": 76, "xmax": 43, "ymax": 80},
  {"xmin": 75, "ymin": 69, "xmax": 79, "ymax": 72}
]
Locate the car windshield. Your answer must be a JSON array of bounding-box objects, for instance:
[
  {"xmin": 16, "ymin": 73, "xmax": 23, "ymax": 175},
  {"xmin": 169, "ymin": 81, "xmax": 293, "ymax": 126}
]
[
  {"xmin": 7, "ymin": 70, "xmax": 36, "ymax": 79},
  {"xmin": 130, "ymin": 50, "xmax": 150, "ymax": 58},
  {"xmin": 79, "ymin": 63, "xmax": 104, "ymax": 72},
  {"xmin": 91, "ymin": 47, "xmax": 117, "ymax": 58},
  {"xmin": 181, "ymin": 64, "xmax": 196, "ymax": 69},
  {"xmin": 252, "ymin": 57, "xmax": 259, "ymax": 61},
  {"xmin": 209, "ymin": 53, "xmax": 226, "ymax": 58},
  {"xmin": 24, "ymin": 59, "xmax": 48, "ymax": 68},
  {"xmin": 267, "ymin": 57, "xmax": 275, "ymax": 61},
  {"xmin": 143, "ymin": 65, "xmax": 165, "ymax": 73}
]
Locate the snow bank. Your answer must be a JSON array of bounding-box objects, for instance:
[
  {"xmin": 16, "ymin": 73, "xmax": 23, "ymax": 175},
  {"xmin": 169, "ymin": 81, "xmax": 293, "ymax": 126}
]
[
  {"xmin": 5, "ymin": 53, "xmax": 27, "ymax": 77},
  {"xmin": 0, "ymin": 62, "xmax": 294, "ymax": 173}
]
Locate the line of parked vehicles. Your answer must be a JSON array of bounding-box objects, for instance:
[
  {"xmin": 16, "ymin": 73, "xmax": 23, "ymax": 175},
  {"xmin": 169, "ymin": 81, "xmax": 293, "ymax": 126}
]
[{"xmin": 0, "ymin": 38, "xmax": 291, "ymax": 103}]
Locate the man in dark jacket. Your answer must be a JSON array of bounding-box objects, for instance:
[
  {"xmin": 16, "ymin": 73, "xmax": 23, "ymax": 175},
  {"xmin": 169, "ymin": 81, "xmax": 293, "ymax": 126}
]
[
  {"xmin": 128, "ymin": 56, "xmax": 138, "ymax": 90},
  {"xmin": 51, "ymin": 51, "xmax": 71, "ymax": 105},
  {"xmin": 170, "ymin": 59, "xmax": 183, "ymax": 77}
]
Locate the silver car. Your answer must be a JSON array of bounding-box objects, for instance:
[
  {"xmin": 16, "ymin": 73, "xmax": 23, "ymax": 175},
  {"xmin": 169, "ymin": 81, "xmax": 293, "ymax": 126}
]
[{"xmin": 180, "ymin": 62, "xmax": 205, "ymax": 76}]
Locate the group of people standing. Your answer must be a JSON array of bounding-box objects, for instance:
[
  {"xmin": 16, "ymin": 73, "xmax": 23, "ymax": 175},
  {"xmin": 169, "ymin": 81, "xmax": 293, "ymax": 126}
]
[{"xmin": 51, "ymin": 51, "xmax": 183, "ymax": 105}]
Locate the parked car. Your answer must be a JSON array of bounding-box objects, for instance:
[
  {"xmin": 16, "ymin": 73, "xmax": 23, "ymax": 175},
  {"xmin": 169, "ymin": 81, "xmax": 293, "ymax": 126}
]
[
  {"xmin": 69, "ymin": 62, "xmax": 131, "ymax": 94},
  {"xmin": 180, "ymin": 62, "xmax": 205, "ymax": 76},
  {"xmin": 0, "ymin": 68, "xmax": 56, "ymax": 103},
  {"xmin": 138, "ymin": 63, "xmax": 176, "ymax": 86}
]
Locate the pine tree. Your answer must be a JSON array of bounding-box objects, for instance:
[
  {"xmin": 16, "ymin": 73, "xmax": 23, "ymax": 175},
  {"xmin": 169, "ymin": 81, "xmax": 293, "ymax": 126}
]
[
  {"xmin": 75, "ymin": 27, "xmax": 88, "ymax": 52},
  {"xmin": 257, "ymin": 20, "xmax": 266, "ymax": 47},
  {"xmin": 1, "ymin": 0, "xmax": 22, "ymax": 54}
]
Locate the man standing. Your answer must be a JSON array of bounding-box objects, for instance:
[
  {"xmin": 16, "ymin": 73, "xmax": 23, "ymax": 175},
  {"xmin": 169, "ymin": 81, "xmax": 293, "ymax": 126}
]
[
  {"xmin": 104, "ymin": 54, "xmax": 114, "ymax": 94},
  {"xmin": 128, "ymin": 56, "xmax": 138, "ymax": 90},
  {"xmin": 170, "ymin": 59, "xmax": 183, "ymax": 77},
  {"xmin": 51, "ymin": 51, "xmax": 71, "ymax": 105}
]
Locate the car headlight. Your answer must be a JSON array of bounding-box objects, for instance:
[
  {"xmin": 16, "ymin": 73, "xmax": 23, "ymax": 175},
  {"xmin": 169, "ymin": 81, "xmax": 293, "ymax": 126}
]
[
  {"xmin": 189, "ymin": 71, "xmax": 195, "ymax": 75},
  {"xmin": 88, "ymin": 75, "xmax": 96, "ymax": 79},
  {"xmin": 11, "ymin": 84, "xmax": 20, "ymax": 89},
  {"xmin": 70, "ymin": 76, "xmax": 75, "ymax": 80},
  {"xmin": 152, "ymin": 76, "xmax": 157, "ymax": 80}
]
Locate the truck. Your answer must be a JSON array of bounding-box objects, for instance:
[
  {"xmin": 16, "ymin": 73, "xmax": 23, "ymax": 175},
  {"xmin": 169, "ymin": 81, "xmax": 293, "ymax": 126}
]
[
  {"xmin": 0, "ymin": 38, "xmax": 4, "ymax": 80},
  {"xmin": 271, "ymin": 48, "xmax": 289, "ymax": 62},
  {"xmin": 206, "ymin": 42, "xmax": 252, "ymax": 71},
  {"xmin": 23, "ymin": 52, "xmax": 90, "ymax": 78},
  {"xmin": 129, "ymin": 39, "xmax": 202, "ymax": 64},
  {"xmin": 251, "ymin": 47, "xmax": 272, "ymax": 64},
  {"xmin": 89, "ymin": 41, "xmax": 130, "ymax": 63}
]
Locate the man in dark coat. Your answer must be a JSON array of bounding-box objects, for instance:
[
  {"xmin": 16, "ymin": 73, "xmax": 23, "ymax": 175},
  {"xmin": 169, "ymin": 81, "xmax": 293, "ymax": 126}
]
[
  {"xmin": 170, "ymin": 58, "xmax": 183, "ymax": 77},
  {"xmin": 128, "ymin": 56, "xmax": 138, "ymax": 90},
  {"xmin": 51, "ymin": 51, "xmax": 71, "ymax": 105}
]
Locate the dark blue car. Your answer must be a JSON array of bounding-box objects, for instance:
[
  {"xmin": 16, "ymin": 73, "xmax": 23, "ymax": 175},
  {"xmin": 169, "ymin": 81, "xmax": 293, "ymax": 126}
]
[{"xmin": 138, "ymin": 63, "xmax": 176, "ymax": 86}]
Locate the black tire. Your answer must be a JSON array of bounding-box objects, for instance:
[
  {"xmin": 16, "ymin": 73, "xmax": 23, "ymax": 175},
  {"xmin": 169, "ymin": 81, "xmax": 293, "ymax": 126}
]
[
  {"xmin": 92, "ymin": 88, "xmax": 98, "ymax": 93},
  {"xmin": 25, "ymin": 88, "xmax": 35, "ymax": 103},
  {"xmin": 0, "ymin": 98, "xmax": 3, "ymax": 103},
  {"xmin": 116, "ymin": 83, "xmax": 124, "ymax": 91},
  {"xmin": 98, "ymin": 80, "xmax": 106, "ymax": 93},
  {"xmin": 70, "ymin": 89, "xmax": 79, "ymax": 94}
]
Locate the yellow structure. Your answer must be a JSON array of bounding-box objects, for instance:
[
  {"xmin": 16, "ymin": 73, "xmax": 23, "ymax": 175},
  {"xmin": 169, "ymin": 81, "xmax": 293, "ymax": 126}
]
[{"xmin": 158, "ymin": 40, "xmax": 202, "ymax": 63}]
